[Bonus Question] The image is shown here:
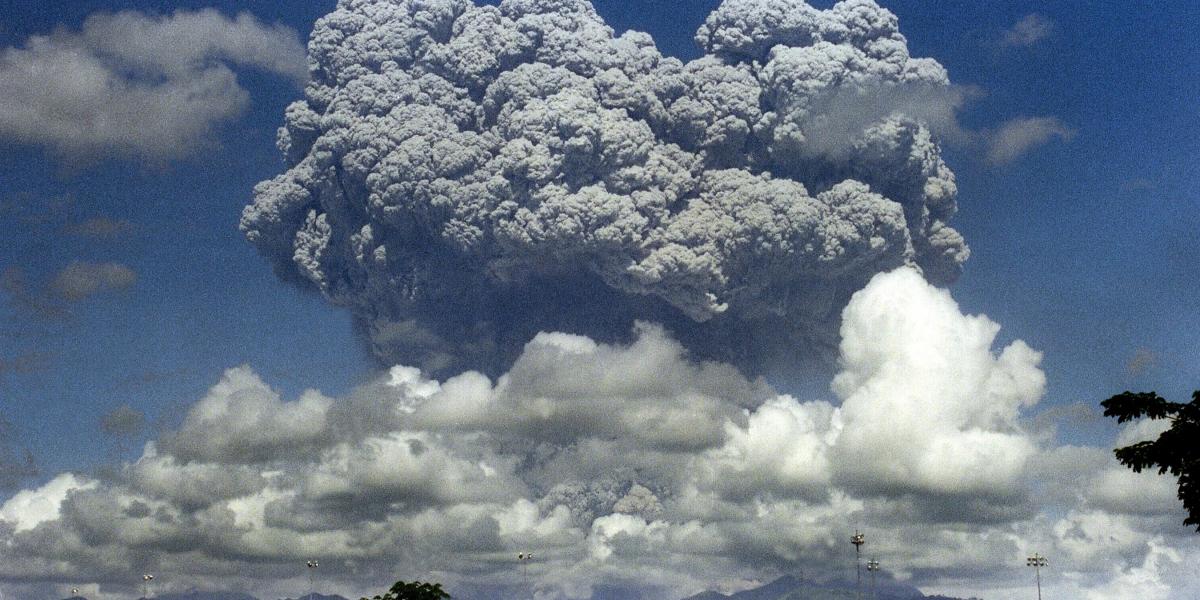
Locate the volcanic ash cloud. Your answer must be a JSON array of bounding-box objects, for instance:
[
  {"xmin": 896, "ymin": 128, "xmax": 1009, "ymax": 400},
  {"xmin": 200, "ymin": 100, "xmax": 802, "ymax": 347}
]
[{"xmin": 242, "ymin": 0, "xmax": 970, "ymax": 374}]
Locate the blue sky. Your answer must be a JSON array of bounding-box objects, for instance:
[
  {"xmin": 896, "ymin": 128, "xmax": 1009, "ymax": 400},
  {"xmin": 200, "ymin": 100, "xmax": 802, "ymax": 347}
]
[{"xmin": 0, "ymin": 1, "xmax": 1198, "ymax": 599}]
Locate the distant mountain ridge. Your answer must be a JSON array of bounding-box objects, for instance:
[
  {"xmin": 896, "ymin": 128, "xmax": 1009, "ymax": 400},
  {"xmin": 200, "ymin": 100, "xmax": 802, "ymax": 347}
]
[
  {"xmin": 680, "ymin": 575, "xmax": 977, "ymax": 600},
  {"xmin": 280, "ymin": 594, "xmax": 352, "ymax": 600},
  {"xmin": 126, "ymin": 593, "xmax": 267, "ymax": 600}
]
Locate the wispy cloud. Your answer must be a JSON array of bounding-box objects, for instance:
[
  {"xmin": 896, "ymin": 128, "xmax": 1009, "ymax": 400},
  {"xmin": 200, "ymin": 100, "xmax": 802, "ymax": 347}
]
[
  {"xmin": 62, "ymin": 217, "xmax": 136, "ymax": 240},
  {"xmin": 2, "ymin": 262, "xmax": 137, "ymax": 320},
  {"xmin": 0, "ymin": 352, "xmax": 51, "ymax": 380},
  {"xmin": 108, "ymin": 367, "xmax": 192, "ymax": 393},
  {"xmin": 0, "ymin": 9, "xmax": 307, "ymax": 163},
  {"xmin": 98, "ymin": 405, "xmax": 146, "ymax": 439},
  {"xmin": 0, "ymin": 416, "xmax": 37, "ymax": 491},
  {"xmin": 1119, "ymin": 178, "xmax": 1157, "ymax": 193},
  {"xmin": 1002, "ymin": 14, "xmax": 1054, "ymax": 48},
  {"xmin": 985, "ymin": 116, "xmax": 1076, "ymax": 164},
  {"xmin": 1126, "ymin": 347, "xmax": 1158, "ymax": 377},
  {"xmin": 47, "ymin": 261, "xmax": 136, "ymax": 302},
  {"xmin": 1, "ymin": 267, "xmax": 68, "ymax": 320},
  {"xmin": 0, "ymin": 192, "xmax": 77, "ymax": 226}
]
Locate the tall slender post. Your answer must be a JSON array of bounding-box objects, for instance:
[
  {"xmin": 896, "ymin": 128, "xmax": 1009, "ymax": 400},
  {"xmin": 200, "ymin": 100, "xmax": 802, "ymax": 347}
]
[
  {"xmin": 306, "ymin": 560, "xmax": 319, "ymax": 599},
  {"xmin": 1026, "ymin": 554, "xmax": 1047, "ymax": 600},
  {"xmin": 518, "ymin": 552, "xmax": 534, "ymax": 598},
  {"xmin": 851, "ymin": 531, "xmax": 865, "ymax": 600},
  {"xmin": 866, "ymin": 560, "xmax": 880, "ymax": 600},
  {"xmin": 141, "ymin": 574, "xmax": 154, "ymax": 599}
]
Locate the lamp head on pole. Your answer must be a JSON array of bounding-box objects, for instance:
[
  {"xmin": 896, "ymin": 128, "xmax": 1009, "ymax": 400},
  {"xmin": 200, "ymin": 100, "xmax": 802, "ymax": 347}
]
[{"xmin": 851, "ymin": 531, "xmax": 865, "ymax": 548}]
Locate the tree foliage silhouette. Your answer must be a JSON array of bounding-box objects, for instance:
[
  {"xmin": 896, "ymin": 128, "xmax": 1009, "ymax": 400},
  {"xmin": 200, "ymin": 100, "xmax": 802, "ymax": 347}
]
[
  {"xmin": 359, "ymin": 580, "xmax": 450, "ymax": 600},
  {"xmin": 1102, "ymin": 390, "xmax": 1200, "ymax": 531}
]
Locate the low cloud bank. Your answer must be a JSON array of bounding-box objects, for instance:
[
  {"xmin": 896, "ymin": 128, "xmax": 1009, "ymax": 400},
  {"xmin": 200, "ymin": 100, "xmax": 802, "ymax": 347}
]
[{"xmin": 2, "ymin": 268, "xmax": 1193, "ymax": 600}]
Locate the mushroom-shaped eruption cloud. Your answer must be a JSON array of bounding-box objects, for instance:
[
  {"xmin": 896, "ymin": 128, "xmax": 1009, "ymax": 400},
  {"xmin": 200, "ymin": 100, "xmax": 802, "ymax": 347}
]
[{"xmin": 243, "ymin": 0, "xmax": 969, "ymax": 375}]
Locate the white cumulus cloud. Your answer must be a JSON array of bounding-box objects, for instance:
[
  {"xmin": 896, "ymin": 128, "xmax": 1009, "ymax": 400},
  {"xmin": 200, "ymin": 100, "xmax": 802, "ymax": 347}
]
[
  {"xmin": 0, "ymin": 9, "xmax": 307, "ymax": 162},
  {"xmin": 831, "ymin": 268, "xmax": 1044, "ymax": 502},
  {"xmin": 0, "ymin": 473, "xmax": 96, "ymax": 533}
]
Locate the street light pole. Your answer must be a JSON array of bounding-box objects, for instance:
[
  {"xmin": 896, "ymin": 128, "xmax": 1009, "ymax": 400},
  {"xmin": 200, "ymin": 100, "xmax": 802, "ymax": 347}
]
[
  {"xmin": 517, "ymin": 552, "xmax": 534, "ymax": 598},
  {"xmin": 851, "ymin": 531, "xmax": 865, "ymax": 600},
  {"xmin": 306, "ymin": 560, "xmax": 319, "ymax": 599},
  {"xmin": 1026, "ymin": 554, "xmax": 1047, "ymax": 600},
  {"xmin": 866, "ymin": 560, "xmax": 880, "ymax": 600},
  {"xmin": 141, "ymin": 574, "xmax": 154, "ymax": 600}
]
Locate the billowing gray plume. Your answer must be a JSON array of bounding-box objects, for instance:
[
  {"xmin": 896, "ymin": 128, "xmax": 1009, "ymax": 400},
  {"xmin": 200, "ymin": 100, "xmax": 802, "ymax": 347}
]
[{"xmin": 242, "ymin": 0, "xmax": 968, "ymax": 374}]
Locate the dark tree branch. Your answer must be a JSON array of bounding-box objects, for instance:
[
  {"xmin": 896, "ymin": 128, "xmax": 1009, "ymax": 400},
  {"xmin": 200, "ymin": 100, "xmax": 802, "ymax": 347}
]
[
  {"xmin": 1104, "ymin": 389, "xmax": 1200, "ymax": 532},
  {"xmin": 1101, "ymin": 391, "xmax": 1181, "ymax": 423}
]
